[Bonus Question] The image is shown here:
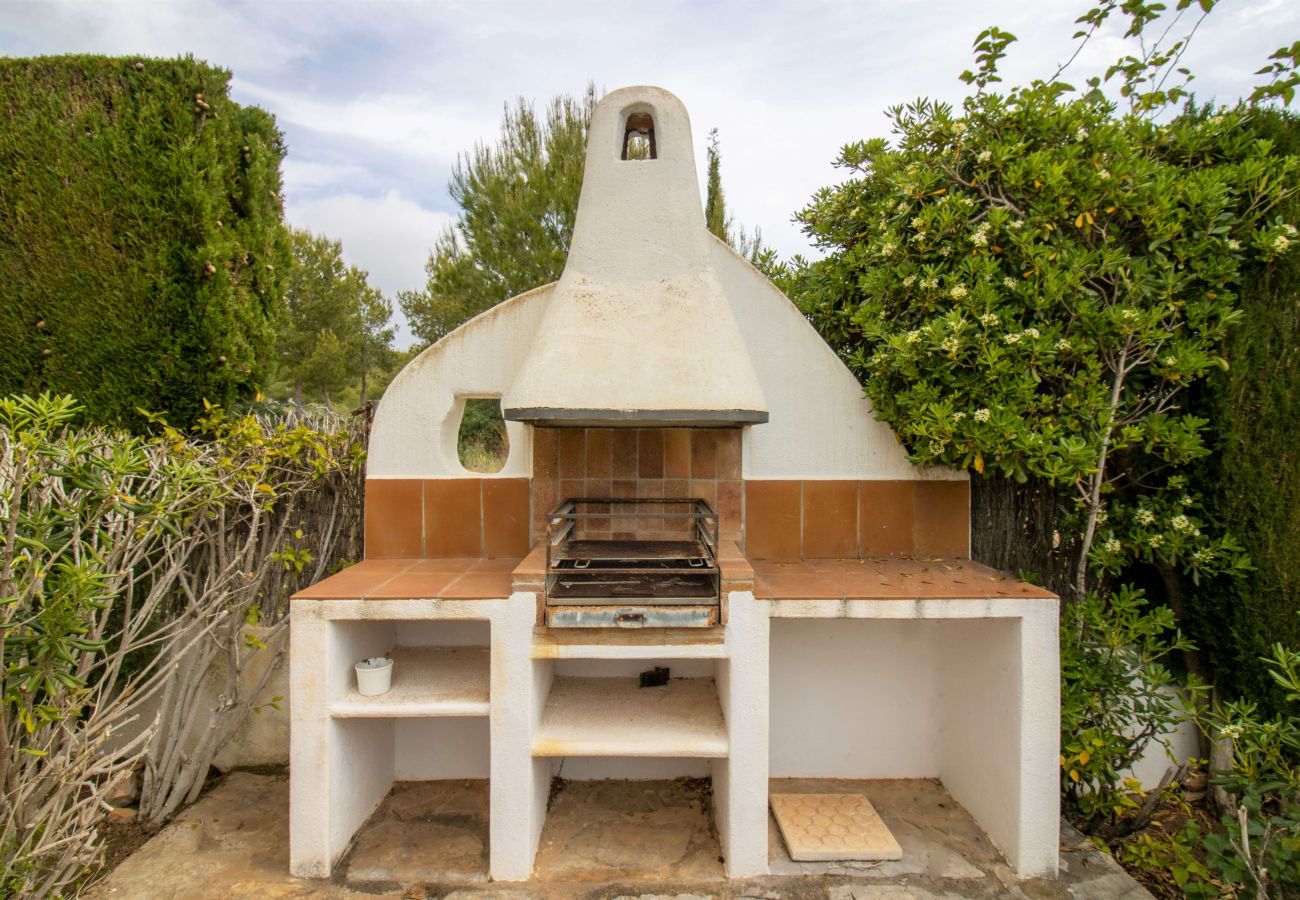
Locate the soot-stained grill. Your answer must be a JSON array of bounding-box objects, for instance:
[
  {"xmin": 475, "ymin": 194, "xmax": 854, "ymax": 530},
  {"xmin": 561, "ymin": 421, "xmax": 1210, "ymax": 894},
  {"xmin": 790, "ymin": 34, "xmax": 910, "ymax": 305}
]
[{"xmin": 544, "ymin": 498, "xmax": 720, "ymax": 628}]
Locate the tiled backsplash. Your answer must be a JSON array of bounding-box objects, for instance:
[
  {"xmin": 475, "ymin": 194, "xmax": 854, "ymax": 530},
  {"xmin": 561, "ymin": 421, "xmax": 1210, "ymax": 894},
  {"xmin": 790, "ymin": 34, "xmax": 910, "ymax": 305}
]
[
  {"xmin": 364, "ymin": 478, "xmax": 530, "ymax": 558},
  {"xmin": 363, "ymin": 430, "xmax": 970, "ymax": 561},
  {"xmin": 744, "ymin": 479, "xmax": 969, "ymax": 560},
  {"xmin": 531, "ymin": 427, "xmax": 743, "ymax": 543}
]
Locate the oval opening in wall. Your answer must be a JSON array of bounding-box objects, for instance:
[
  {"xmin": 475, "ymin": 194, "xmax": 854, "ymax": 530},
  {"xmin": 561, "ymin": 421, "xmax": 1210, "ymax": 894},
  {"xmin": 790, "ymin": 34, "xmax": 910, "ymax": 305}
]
[{"xmin": 457, "ymin": 397, "xmax": 509, "ymax": 473}]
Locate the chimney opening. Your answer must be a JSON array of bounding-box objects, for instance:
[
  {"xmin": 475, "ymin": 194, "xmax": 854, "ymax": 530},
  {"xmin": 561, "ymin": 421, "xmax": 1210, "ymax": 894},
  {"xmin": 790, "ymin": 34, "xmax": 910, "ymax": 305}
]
[{"xmin": 622, "ymin": 111, "xmax": 656, "ymax": 160}]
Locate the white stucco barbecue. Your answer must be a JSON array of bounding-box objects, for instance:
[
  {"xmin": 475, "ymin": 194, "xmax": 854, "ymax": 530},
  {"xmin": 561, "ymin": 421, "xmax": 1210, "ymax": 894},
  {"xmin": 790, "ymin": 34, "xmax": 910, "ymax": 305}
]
[{"xmin": 289, "ymin": 85, "xmax": 1060, "ymax": 886}]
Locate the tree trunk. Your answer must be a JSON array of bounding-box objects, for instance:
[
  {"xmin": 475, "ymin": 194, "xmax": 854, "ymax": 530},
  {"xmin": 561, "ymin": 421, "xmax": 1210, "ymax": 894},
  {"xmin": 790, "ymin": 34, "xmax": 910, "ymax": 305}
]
[{"xmin": 971, "ymin": 474, "xmax": 1080, "ymax": 601}]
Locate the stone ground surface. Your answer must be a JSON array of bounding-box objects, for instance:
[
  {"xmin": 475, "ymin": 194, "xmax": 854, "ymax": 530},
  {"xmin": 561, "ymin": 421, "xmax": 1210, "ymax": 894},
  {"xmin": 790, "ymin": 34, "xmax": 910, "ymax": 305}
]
[{"xmin": 86, "ymin": 772, "xmax": 1152, "ymax": 900}]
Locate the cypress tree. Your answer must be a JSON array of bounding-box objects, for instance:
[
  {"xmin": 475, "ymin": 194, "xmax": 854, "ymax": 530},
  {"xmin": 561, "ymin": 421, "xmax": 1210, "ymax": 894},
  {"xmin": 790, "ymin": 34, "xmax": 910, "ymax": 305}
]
[
  {"xmin": 704, "ymin": 127, "xmax": 728, "ymax": 242},
  {"xmin": 0, "ymin": 55, "xmax": 290, "ymax": 429}
]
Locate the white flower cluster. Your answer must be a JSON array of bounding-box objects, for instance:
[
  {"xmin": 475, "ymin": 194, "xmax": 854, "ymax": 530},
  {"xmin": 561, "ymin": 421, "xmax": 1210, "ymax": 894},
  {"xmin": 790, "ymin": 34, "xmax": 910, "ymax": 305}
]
[
  {"xmin": 971, "ymin": 222, "xmax": 992, "ymax": 247},
  {"xmin": 1162, "ymin": 356, "xmax": 1177, "ymax": 367},
  {"xmin": 1171, "ymin": 515, "xmax": 1192, "ymax": 532},
  {"xmin": 952, "ymin": 411, "xmax": 967, "ymax": 421},
  {"xmin": 1104, "ymin": 538, "xmax": 1122, "ymax": 553},
  {"xmin": 1076, "ymin": 126, "xmax": 1089, "ymax": 141},
  {"xmin": 979, "ymin": 313, "xmax": 999, "ymax": 326},
  {"xmin": 1192, "ymin": 547, "xmax": 1212, "ymax": 564},
  {"xmin": 1003, "ymin": 276, "xmax": 1017, "ymax": 289},
  {"xmin": 977, "ymin": 149, "xmax": 992, "ymax": 163},
  {"xmin": 1097, "ymin": 168, "xmax": 1111, "ymax": 180},
  {"xmin": 906, "ymin": 330, "xmax": 922, "ymax": 344},
  {"xmin": 1275, "ymin": 234, "xmax": 1293, "ymax": 253},
  {"xmin": 881, "ymin": 241, "xmax": 898, "ymax": 257},
  {"xmin": 912, "ymin": 216, "xmax": 926, "ymax": 229},
  {"xmin": 1227, "ymin": 239, "xmax": 1243, "ymax": 251},
  {"xmin": 1004, "ymin": 333, "xmax": 1021, "ymax": 345},
  {"xmin": 1009, "ymin": 219, "xmax": 1025, "ymax": 230},
  {"xmin": 896, "ymin": 200, "xmax": 910, "ymax": 212},
  {"xmin": 941, "ymin": 336, "xmax": 961, "ymax": 353},
  {"xmin": 1004, "ymin": 328, "xmax": 1038, "ymax": 345},
  {"xmin": 1181, "ymin": 495, "xmax": 1194, "ymax": 506},
  {"xmin": 1219, "ymin": 724, "xmax": 1244, "ymax": 742},
  {"xmin": 921, "ymin": 276, "xmax": 939, "ymax": 290},
  {"xmin": 903, "ymin": 274, "xmax": 917, "ymax": 287},
  {"xmin": 1121, "ymin": 309, "xmax": 1139, "ymax": 321},
  {"xmin": 1055, "ymin": 338, "xmax": 1072, "ymax": 351},
  {"xmin": 1024, "ymin": 327, "xmax": 1040, "ymax": 339},
  {"xmin": 950, "ymin": 284, "xmax": 969, "ymax": 300},
  {"xmin": 974, "ymin": 408, "xmax": 991, "ymax": 423},
  {"xmin": 1136, "ymin": 508, "xmax": 1156, "ymax": 525},
  {"xmin": 1148, "ymin": 534, "xmax": 1164, "ymax": 549},
  {"xmin": 929, "ymin": 439, "xmax": 946, "ymax": 454},
  {"xmin": 953, "ymin": 122, "xmax": 967, "ymax": 135}
]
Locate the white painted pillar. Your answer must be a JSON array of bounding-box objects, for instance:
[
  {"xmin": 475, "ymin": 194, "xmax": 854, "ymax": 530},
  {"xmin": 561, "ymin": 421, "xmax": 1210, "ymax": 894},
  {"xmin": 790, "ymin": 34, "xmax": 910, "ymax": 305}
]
[
  {"xmin": 716, "ymin": 592, "xmax": 770, "ymax": 876},
  {"xmin": 1015, "ymin": 602, "xmax": 1061, "ymax": 876},
  {"xmin": 288, "ymin": 601, "xmax": 331, "ymax": 877},
  {"xmin": 489, "ymin": 593, "xmax": 547, "ymax": 880}
]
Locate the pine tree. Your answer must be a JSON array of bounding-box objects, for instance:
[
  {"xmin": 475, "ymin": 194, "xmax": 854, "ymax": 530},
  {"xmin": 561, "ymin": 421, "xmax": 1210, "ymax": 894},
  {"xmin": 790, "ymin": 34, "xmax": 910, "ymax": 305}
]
[{"xmin": 273, "ymin": 229, "xmax": 394, "ymax": 408}]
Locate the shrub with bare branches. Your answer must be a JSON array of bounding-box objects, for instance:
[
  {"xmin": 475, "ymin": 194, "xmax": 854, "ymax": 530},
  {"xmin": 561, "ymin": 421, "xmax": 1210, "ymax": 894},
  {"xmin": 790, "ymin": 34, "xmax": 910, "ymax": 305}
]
[{"xmin": 0, "ymin": 394, "xmax": 363, "ymax": 898}]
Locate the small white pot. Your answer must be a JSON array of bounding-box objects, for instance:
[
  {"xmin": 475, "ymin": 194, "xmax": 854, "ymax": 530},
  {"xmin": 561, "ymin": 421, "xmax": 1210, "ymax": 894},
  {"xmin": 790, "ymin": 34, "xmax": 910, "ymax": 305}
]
[{"xmin": 355, "ymin": 656, "xmax": 394, "ymax": 696}]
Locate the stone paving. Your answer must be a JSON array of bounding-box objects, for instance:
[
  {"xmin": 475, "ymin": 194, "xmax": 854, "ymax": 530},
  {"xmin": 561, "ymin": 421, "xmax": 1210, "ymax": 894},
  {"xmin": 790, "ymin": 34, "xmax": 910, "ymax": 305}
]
[{"xmin": 86, "ymin": 771, "xmax": 1152, "ymax": 899}]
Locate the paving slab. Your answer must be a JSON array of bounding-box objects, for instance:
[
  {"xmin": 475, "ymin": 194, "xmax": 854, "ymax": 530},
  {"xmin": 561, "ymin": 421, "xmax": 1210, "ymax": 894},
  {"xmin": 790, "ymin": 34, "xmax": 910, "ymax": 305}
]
[{"xmin": 85, "ymin": 772, "xmax": 1153, "ymax": 900}]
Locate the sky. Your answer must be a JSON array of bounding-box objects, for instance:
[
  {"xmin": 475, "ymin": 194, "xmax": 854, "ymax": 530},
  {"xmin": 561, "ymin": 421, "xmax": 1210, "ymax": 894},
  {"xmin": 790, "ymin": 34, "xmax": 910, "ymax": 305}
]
[{"xmin": 3, "ymin": 0, "xmax": 1297, "ymax": 346}]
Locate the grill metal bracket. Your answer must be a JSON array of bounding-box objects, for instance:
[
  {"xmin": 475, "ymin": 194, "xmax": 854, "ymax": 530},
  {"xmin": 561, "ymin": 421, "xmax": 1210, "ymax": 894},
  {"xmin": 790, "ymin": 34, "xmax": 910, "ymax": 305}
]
[{"xmin": 544, "ymin": 498, "xmax": 720, "ymax": 627}]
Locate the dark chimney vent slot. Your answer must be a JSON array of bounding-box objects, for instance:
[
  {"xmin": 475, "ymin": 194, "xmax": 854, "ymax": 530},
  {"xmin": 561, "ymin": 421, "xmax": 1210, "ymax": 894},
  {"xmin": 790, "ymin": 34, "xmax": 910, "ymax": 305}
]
[{"xmin": 622, "ymin": 112, "xmax": 656, "ymax": 160}]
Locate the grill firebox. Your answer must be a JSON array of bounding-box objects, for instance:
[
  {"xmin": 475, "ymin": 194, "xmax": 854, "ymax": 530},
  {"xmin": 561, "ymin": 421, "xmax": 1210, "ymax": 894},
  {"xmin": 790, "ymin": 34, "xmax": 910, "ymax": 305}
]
[{"xmin": 544, "ymin": 498, "xmax": 720, "ymax": 628}]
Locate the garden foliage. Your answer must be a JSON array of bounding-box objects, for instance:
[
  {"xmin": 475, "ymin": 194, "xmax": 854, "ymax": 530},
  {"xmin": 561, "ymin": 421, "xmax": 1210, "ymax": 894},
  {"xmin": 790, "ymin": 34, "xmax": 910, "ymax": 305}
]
[
  {"xmin": 0, "ymin": 394, "xmax": 363, "ymax": 898},
  {"xmin": 0, "ymin": 56, "xmax": 290, "ymax": 430},
  {"xmin": 792, "ymin": 87, "xmax": 1294, "ymax": 600},
  {"xmin": 272, "ymin": 228, "xmax": 396, "ymax": 409},
  {"xmin": 1182, "ymin": 109, "xmax": 1300, "ymax": 716},
  {"xmin": 785, "ymin": 0, "xmax": 1300, "ymax": 850}
]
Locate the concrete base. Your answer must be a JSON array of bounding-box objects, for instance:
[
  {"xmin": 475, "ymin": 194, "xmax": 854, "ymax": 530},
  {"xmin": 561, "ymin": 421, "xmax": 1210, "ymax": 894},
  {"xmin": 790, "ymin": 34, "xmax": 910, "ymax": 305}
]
[{"xmin": 87, "ymin": 772, "xmax": 1154, "ymax": 899}]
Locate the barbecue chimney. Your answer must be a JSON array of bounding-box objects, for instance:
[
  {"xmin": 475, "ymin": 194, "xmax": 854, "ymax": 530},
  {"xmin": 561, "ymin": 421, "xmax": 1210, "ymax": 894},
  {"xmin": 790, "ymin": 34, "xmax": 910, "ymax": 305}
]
[{"xmin": 501, "ymin": 86, "xmax": 768, "ymax": 427}]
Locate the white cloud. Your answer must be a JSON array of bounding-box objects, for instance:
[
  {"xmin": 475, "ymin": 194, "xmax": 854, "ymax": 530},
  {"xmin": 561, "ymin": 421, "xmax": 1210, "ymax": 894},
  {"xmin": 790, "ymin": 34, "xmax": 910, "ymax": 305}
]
[
  {"xmin": 5, "ymin": 0, "xmax": 1299, "ymax": 278},
  {"xmin": 286, "ymin": 190, "xmax": 451, "ymax": 345},
  {"xmin": 281, "ymin": 159, "xmax": 369, "ymax": 194}
]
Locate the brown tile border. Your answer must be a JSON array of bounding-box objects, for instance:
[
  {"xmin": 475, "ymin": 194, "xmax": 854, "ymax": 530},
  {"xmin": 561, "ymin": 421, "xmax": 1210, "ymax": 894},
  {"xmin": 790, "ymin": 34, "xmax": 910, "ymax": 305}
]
[
  {"xmin": 745, "ymin": 480, "xmax": 802, "ymax": 561},
  {"xmin": 802, "ymin": 480, "xmax": 858, "ymax": 558},
  {"xmin": 913, "ymin": 480, "xmax": 970, "ymax": 557},
  {"xmin": 742, "ymin": 478, "xmax": 971, "ymax": 561},
  {"xmin": 364, "ymin": 479, "xmax": 423, "ymax": 558},
  {"xmin": 365, "ymin": 477, "xmax": 532, "ymax": 560},
  {"xmin": 858, "ymin": 480, "xmax": 914, "ymax": 557}
]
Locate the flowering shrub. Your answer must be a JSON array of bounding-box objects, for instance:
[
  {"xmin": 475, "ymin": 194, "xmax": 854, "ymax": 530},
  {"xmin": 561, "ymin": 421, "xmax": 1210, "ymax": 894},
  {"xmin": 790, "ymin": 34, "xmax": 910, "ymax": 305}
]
[{"xmin": 795, "ymin": 86, "xmax": 1293, "ymax": 600}]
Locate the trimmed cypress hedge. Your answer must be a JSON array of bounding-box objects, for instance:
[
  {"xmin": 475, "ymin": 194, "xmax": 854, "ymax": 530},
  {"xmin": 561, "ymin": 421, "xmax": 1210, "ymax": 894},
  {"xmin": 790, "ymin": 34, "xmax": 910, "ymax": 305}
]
[
  {"xmin": 0, "ymin": 55, "xmax": 289, "ymax": 429},
  {"xmin": 1183, "ymin": 108, "xmax": 1300, "ymax": 713}
]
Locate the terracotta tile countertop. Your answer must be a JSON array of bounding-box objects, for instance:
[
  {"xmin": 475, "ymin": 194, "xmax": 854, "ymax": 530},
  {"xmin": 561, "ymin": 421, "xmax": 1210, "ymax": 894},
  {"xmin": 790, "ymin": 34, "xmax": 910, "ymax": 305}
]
[
  {"xmin": 293, "ymin": 557, "xmax": 522, "ymax": 601},
  {"xmin": 751, "ymin": 557, "xmax": 1056, "ymax": 601}
]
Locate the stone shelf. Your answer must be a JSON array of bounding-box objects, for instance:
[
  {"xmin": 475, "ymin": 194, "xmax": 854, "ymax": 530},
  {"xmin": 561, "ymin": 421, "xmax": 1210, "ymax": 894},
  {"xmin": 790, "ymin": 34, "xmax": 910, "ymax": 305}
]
[
  {"xmin": 532, "ymin": 676, "xmax": 728, "ymax": 758},
  {"xmin": 531, "ymin": 627, "xmax": 727, "ymax": 660},
  {"xmin": 331, "ymin": 646, "xmax": 490, "ymax": 718}
]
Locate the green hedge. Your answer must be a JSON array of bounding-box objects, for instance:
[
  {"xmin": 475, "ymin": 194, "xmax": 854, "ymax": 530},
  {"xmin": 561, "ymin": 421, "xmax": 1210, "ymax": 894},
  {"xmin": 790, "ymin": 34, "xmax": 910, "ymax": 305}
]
[
  {"xmin": 1183, "ymin": 107, "xmax": 1300, "ymax": 713},
  {"xmin": 0, "ymin": 55, "xmax": 289, "ymax": 429}
]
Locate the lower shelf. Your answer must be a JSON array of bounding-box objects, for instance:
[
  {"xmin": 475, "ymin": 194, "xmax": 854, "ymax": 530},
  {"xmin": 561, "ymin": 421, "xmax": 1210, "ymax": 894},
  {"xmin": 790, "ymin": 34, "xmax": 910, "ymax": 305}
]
[
  {"xmin": 533, "ymin": 676, "xmax": 728, "ymax": 758},
  {"xmin": 331, "ymin": 646, "xmax": 490, "ymax": 718}
]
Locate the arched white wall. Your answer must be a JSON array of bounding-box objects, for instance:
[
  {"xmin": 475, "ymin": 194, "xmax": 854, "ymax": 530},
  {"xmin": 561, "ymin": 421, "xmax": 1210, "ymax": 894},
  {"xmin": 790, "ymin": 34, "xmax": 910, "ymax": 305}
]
[
  {"xmin": 367, "ymin": 285, "xmax": 554, "ymax": 479},
  {"xmin": 368, "ymin": 239, "xmax": 969, "ymax": 486},
  {"xmin": 709, "ymin": 238, "xmax": 966, "ymax": 483}
]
